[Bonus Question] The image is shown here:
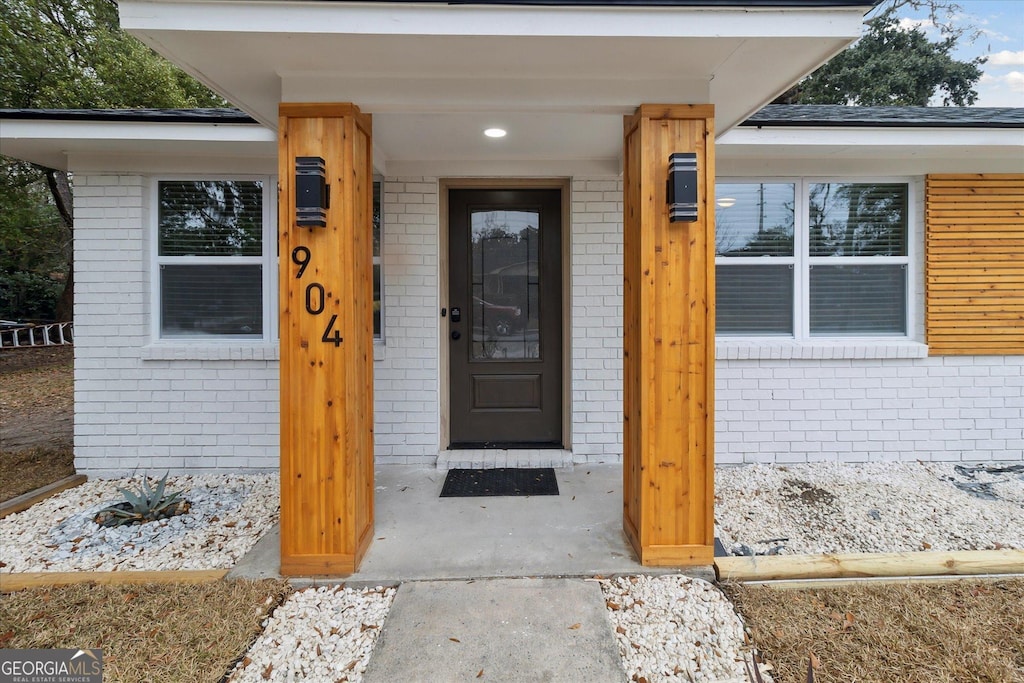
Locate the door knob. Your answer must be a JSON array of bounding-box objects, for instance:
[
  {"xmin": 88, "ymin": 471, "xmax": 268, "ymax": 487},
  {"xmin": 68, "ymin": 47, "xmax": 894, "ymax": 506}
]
[{"xmin": 451, "ymin": 330, "xmax": 461, "ymax": 341}]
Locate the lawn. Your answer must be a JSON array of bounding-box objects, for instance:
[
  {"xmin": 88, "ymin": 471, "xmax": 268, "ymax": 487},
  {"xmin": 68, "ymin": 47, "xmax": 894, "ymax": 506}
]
[
  {"xmin": 724, "ymin": 579, "xmax": 1024, "ymax": 683},
  {"xmin": 0, "ymin": 346, "xmax": 75, "ymax": 502},
  {"xmin": 0, "ymin": 580, "xmax": 290, "ymax": 682}
]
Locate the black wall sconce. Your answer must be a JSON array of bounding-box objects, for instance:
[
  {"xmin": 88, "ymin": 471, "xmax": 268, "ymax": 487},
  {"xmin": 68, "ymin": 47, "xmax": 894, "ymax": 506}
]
[
  {"xmin": 295, "ymin": 156, "xmax": 328, "ymax": 227},
  {"xmin": 667, "ymin": 152, "xmax": 698, "ymax": 223}
]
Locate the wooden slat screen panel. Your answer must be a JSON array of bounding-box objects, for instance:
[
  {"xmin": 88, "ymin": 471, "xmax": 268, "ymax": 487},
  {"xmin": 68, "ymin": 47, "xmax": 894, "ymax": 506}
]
[{"xmin": 926, "ymin": 174, "xmax": 1024, "ymax": 355}]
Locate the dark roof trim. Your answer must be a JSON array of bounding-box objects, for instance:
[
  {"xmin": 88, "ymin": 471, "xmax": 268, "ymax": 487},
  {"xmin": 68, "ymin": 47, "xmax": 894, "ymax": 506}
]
[
  {"xmin": 0, "ymin": 108, "xmax": 259, "ymax": 124},
  {"xmin": 744, "ymin": 104, "xmax": 1024, "ymax": 128},
  {"xmin": 4, "ymin": 105, "xmax": 1021, "ymax": 129}
]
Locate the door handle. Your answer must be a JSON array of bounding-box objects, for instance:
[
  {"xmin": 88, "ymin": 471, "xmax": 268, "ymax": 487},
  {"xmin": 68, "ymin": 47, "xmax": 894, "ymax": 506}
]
[{"xmin": 451, "ymin": 330, "xmax": 461, "ymax": 341}]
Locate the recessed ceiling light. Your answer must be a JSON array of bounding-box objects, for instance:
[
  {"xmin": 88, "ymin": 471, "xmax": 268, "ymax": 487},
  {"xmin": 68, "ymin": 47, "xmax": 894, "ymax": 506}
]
[
  {"xmin": 717, "ymin": 197, "xmax": 736, "ymax": 208},
  {"xmin": 484, "ymin": 128, "xmax": 507, "ymax": 139}
]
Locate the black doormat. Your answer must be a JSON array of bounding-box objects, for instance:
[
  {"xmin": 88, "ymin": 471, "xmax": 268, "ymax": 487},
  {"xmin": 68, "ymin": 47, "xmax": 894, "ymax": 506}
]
[{"xmin": 440, "ymin": 467, "xmax": 559, "ymax": 497}]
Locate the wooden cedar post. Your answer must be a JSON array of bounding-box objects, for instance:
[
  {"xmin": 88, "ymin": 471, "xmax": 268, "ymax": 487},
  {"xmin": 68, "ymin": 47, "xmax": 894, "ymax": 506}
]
[
  {"xmin": 278, "ymin": 104, "xmax": 374, "ymax": 575},
  {"xmin": 622, "ymin": 104, "xmax": 715, "ymax": 566}
]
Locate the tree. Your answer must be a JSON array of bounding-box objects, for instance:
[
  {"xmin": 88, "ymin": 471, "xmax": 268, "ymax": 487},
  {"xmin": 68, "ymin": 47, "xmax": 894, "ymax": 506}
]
[
  {"xmin": 0, "ymin": 0, "xmax": 227, "ymax": 321},
  {"xmin": 775, "ymin": 3, "xmax": 984, "ymax": 106},
  {"xmin": 0, "ymin": 163, "xmax": 68, "ymax": 320}
]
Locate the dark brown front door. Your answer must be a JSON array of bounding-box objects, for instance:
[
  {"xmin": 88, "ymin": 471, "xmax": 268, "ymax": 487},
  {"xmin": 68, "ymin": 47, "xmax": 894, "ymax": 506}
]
[{"xmin": 448, "ymin": 189, "xmax": 562, "ymax": 447}]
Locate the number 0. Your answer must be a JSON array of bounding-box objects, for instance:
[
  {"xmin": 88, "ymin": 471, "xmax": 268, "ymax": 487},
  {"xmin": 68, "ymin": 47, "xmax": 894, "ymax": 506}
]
[{"xmin": 305, "ymin": 283, "xmax": 325, "ymax": 315}]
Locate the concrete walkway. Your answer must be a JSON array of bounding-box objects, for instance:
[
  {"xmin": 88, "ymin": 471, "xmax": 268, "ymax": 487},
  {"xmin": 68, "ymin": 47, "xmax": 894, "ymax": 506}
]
[{"xmin": 363, "ymin": 578, "xmax": 625, "ymax": 682}]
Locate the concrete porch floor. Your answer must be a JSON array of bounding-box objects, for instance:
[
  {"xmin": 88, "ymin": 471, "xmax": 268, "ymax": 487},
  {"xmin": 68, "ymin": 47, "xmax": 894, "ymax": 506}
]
[{"xmin": 229, "ymin": 464, "xmax": 715, "ymax": 583}]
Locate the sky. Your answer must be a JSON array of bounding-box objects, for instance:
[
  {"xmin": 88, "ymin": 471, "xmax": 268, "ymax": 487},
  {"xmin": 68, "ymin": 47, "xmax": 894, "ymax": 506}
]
[{"xmin": 893, "ymin": 0, "xmax": 1024, "ymax": 106}]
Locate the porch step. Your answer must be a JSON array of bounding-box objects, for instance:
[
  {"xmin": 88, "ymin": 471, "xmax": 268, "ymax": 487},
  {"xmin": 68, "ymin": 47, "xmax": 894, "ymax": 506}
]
[
  {"xmin": 362, "ymin": 578, "xmax": 625, "ymax": 683},
  {"xmin": 436, "ymin": 449, "xmax": 576, "ymax": 470}
]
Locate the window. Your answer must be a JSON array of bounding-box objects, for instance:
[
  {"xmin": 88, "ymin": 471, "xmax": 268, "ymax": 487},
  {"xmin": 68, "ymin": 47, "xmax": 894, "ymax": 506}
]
[
  {"xmin": 716, "ymin": 180, "xmax": 910, "ymax": 339},
  {"xmin": 373, "ymin": 178, "xmax": 382, "ymax": 339},
  {"xmin": 155, "ymin": 179, "xmax": 273, "ymax": 340}
]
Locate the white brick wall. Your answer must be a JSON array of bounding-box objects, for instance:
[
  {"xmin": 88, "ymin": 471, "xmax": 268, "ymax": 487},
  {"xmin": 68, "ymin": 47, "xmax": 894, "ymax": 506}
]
[
  {"xmin": 715, "ymin": 356, "xmax": 1024, "ymax": 464},
  {"xmin": 71, "ymin": 174, "xmax": 1022, "ymax": 475},
  {"xmin": 73, "ymin": 174, "xmax": 279, "ymax": 476},
  {"xmin": 570, "ymin": 177, "xmax": 625, "ymax": 462},
  {"xmin": 374, "ymin": 178, "xmax": 441, "ymax": 463}
]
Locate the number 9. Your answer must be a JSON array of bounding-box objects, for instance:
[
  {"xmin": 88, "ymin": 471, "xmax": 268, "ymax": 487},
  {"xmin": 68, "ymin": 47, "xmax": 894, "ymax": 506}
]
[{"xmin": 292, "ymin": 246, "xmax": 311, "ymax": 279}]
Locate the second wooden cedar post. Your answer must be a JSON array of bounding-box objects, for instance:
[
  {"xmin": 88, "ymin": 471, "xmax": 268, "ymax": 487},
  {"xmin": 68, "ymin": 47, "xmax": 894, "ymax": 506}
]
[
  {"xmin": 622, "ymin": 104, "xmax": 716, "ymax": 566},
  {"xmin": 278, "ymin": 104, "xmax": 375, "ymax": 575}
]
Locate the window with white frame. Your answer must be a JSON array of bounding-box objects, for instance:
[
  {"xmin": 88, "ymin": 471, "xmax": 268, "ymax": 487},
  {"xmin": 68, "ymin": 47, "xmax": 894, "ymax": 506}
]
[
  {"xmin": 715, "ymin": 179, "xmax": 910, "ymax": 338},
  {"xmin": 155, "ymin": 178, "xmax": 273, "ymax": 340},
  {"xmin": 373, "ymin": 178, "xmax": 382, "ymax": 339}
]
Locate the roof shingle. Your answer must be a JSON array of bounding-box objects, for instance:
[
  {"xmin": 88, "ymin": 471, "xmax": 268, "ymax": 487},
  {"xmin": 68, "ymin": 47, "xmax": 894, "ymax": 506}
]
[
  {"xmin": 743, "ymin": 104, "xmax": 1024, "ymax": 128},
  {"xmin": 3, "ymin": 105, "xmax": 1021, "ymax": 128}
]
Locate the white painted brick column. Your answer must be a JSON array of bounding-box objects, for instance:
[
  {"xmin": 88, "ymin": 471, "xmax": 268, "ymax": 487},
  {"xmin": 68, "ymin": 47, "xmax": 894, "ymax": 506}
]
[
  {"xmin": 373, "ymin": 178, "xmax": 441, "ymax": 463},
  {"xmin": 569, "ymin": 177, "xmax": 625, "ymax": 463}
]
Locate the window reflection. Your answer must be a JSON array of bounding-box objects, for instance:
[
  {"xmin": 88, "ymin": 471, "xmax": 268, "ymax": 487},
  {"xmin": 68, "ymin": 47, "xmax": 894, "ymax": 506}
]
[{"xmin": 470, "ymin": 209, "xmax": 541, "ymax": 360}]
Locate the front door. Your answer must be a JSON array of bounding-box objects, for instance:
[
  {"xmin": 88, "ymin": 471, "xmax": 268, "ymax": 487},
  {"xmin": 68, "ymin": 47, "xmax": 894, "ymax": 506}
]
[{"xmin": 448, "ymin": 189, "xmax": 562, "ymax": 447}]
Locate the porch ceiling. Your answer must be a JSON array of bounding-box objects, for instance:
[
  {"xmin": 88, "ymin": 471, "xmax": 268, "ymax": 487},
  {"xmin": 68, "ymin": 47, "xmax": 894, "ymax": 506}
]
[{"xmin": 123, "ymin": 2, "xmax": 865, "ymax": 173}]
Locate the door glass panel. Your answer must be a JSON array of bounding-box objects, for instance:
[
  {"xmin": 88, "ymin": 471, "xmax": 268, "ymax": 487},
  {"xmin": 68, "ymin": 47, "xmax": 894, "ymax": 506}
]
[{"xmin": 470, "ymin": 209, "xmax": 541, "ymax": 360}]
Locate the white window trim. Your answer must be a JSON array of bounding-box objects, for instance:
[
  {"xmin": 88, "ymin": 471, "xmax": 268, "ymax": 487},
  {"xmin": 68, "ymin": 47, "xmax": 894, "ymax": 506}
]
[
  {"xmin": 373, "ymin": 175, "xmax": 384, "ymax": 343},
  {"xmin": 147, "ymin": 174, "xmax": 278, "ymax": 352},
  {"xmin": 715, "ymin": 176, "xmax": 920, "ymax": 359}
]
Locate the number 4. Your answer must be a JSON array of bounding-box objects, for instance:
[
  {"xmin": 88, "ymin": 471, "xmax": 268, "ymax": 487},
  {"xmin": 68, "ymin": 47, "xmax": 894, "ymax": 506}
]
[{"xmin": 321, "ymin": 314, "xmax": 343, "ymax": 347}]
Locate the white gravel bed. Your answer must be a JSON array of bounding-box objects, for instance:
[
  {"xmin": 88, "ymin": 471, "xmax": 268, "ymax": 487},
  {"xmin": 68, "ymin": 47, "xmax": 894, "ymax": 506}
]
[
  {"xmin": 715, "ymin": 462, "xmax": 1024, "ymax": 556},
  {"xmin": 228, "ymin": 584, "xmax": 395, "ymax": 683},
  {"xmin": 0, "ymin": 474, "xmax": 279, "ymax": 572},
  {"xmin": 601, "ymin": 575, "xmax": 766, "ymax": 683}
]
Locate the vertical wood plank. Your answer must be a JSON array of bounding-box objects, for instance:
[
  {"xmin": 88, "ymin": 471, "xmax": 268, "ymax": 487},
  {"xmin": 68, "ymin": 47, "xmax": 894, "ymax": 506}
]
[
  {"xmin": 278, "ymin": 104, "xmax": 374, "ymax": 576},
  {"xmin": 623, "ymin": 105, "xmax": 715, "ymax": 566}
]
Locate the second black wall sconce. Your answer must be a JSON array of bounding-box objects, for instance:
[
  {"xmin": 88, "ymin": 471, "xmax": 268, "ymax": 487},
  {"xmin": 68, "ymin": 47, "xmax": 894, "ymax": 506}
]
[{"xmin": 667, "ymin": 152, "xmax": 698, "ymax": 223}]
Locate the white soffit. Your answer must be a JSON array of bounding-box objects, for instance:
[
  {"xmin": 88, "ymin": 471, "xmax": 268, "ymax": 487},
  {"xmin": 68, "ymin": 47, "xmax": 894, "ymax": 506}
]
[
  {"xmin": 0, "ymin": 120, "xmax": 277, "ymax": 171},
  {"xmin": 718, "ymin": 126, "xmax": 1024, "ymax": 158},
  {"xmin": 119, "ymin": 0, "xmax": 866, "ymax": 167}
]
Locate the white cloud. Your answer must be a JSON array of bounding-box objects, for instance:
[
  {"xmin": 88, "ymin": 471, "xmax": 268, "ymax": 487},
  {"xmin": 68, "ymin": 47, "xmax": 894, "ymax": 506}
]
[
  {"xmin": 897, "ymin": 17, "xmax": 933, "ymax": 32},
  {"xmin": 987, "ymin": 50, "xmax": 1024, "ymax": 67},
  {"xmin": 977, "ymin": 70, "xmax": 1024, "ymax": 106},
  {"xmin": 979, "ymin": 27, "xmax": 1013, "ymax": 43},
  {"xmin": 1005, "ymin": 71, "xmax": 1024, "ymax": 94},
  {"xmin": 982, "ymin": 70, "xmax": 1024, "ymax": 92}
]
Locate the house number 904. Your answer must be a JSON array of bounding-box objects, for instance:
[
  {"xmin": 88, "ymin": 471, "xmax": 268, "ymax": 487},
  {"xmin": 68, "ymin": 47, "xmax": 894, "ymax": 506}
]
[{"xmin": 291, "ymin": 246, "xmax": 343, "ymax": 347}]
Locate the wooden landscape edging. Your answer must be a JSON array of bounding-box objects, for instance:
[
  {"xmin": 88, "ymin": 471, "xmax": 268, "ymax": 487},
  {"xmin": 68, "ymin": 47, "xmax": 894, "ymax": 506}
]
[
  {"xmin": 715, "ymin": 549, "xmax": 1024, "ymax": 582},
  {"xmin": 0, "ymin": 569, "xmax": 229, "ymax": 593},
  {"xmin": 0, "ymin": 474, "xmax": 87, "ymax": 519},
  {"xmin": 728, "ymin": 574, "xmax": 1024, "ymax": 590}
]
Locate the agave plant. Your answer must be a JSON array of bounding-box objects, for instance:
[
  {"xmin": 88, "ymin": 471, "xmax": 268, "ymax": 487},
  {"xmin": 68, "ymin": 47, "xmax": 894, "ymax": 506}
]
[{"xmin": 94, "ymin": 472, "xmax": 189, "ymax": 528}]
